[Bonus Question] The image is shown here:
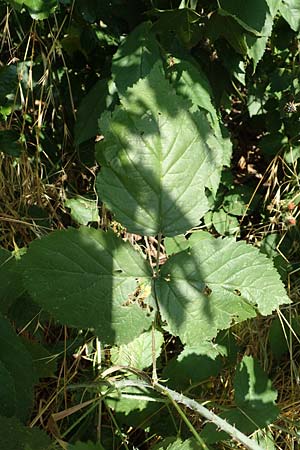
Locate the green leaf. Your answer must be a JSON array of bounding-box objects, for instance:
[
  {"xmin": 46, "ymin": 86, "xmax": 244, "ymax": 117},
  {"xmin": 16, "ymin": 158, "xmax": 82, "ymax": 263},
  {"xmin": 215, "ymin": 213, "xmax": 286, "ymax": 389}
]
[
  {"xmin": 244, "ymin": 0, "xmax": 280, "ymax": 69},
  {"xmin": 219, "ymin": 0, "xmax": 269, "ymax": 34},
  {"xmin": 74, "ymin": 79, "xmax": 117, "ymax": 146},
  {"xmin": 268, "ymin": 317, "xmax": 289, "ymax": 360},
  {"xmin": 219, "ymin": 45, "xmax": 246, "ymax": 85},
  {"xmin": 6, "ymin": 0, "xmax": 58, "ymax": 19},
  {"xmin": 96, "ymin": 64, "xmax": 222, "ymax": 236},
  {"xmin": 167, "ymin": 56, "xmax": 232, "ymax": 190},
  {"xmin": 207, "ymin": 13, "xmax": 249, "ymax": 55},
  {"xmin": 164, "ymin": 235, "xmax": 190, "ymax": 255},
  {"xmin": 0, "ymin": 361, "xmax": 16, "ymax": 418},
  {"xmin": 260, "ymin": 132, "xmax": 288, "ymax": 160},
  {"xmin": 235, "ymin": 356, "xmax": 277, "ymax": 404},
  {"xmin": 151, "ymin": 8, "xmax": 204, "ymax": 47},
  {"xmin": 0, "ymin": 415, "xmax": 51, "ymax": 450},
  {"xmin": 21, "ymin": 339, "xmax": 57, "ymax": 378},
  {"xmin": 211, "ymin": 209, "xmax": 240, "ymax": 236},
  {"xmin": 162, "ymin": 346, "xmax": 221, "ymax": 390},
  {"xmin": 201, "ymin": 356, "xmax": 279, "ymax": 443},
  {"xmin": 152, "ymin": 437, "xmax": 203, "ymax": 450},
  {"xmin": 246, "ymin": 8, "xmax": 274, "ymax": 70},
  {"xmin": 0, "ymin": 315, "xmax": 36, "ymax": 421},
  {"xmin": 279, "ymin": 0, "xmax": 300, "ymax": 31},
  {"xmin": 219, "ymin": 0, "xmax": 279, "ymax": 68},
  {"xmin": 252, "ymin": 429, "xmax": 276, "ymax": 449},
  {"xmin": 106, "ymin": 383, "xmax": 162, "ymax": 428},
  {"xmin": 222, "ymin": 187, "xmax": 252, "ymax": 216},
  {"xmin": 284, "ymin": 145, "xmax": 300, "ymax": 164},
  {"xmin": 267, "ymin": 0, "xmax": 282, "ymax": 17},
  {"xmin": 23, "ymin": 227, "xmax": 153, "ymax": 344},
  {"xmin": 167, "ymin": 58, "xmax": 216, "ymax": 120},
  {"xmin": 155, "ymin": 237, "xmax": 290, "ymax": 346},
  {"xmin": 260, "ymin": 234, "xmax": 289, "ymax": 281},
  {"xmin": 65, "ymin": 197, "xmax": 99, "ymax": 225},
  {"xmin": 0, "ymin": 65, "xmax": 17, "ymax": 108},
  {"xmin": 0, "ymin": 130, "xmax": 22, "ymax": 157},
  {"xmin": 112, "ymin": 22, "xmax": 162, "ymax": 95},
  {"xmin": 107, "ymin": 387, "xmax": 180, "ymax": 437},
  {"xmin": 111, "ymin": 329, "xmax": 164, "ymax": 370},
  {"xmin": 0, "ymin": 248, "xmax": 25, "ymax": 313},
  {"xmin": 164, "ymin": 231, "xmax": 213, "ymax": 256}
]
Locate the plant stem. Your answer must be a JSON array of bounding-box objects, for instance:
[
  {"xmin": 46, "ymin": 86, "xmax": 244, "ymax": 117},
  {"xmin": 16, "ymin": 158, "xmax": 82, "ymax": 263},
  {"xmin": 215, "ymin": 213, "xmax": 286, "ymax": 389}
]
[
  {"xmin": 105, "ymin": 401, "xmax": 130, "ymax": 450},
  {"xmin": 167, "ymin": 394, "xmax": 211, "ymax": 449},
  {"xmin": 113, "ymin": 379, "xmax": 265, "ymax": 450},
  {"xmin": 151, "ymin": 321, "xmax": 158, "ymax": 383},
  {"xmin": 155, "ymin": 232, "xmax": 162, "ymax": 273}
]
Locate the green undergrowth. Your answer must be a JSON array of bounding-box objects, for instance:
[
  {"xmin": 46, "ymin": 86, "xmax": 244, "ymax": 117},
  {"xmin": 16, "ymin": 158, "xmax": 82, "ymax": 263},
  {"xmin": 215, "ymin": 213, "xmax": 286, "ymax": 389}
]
[{"xmin": 1, "ymin": 1, "xmax": 300, "ymax": 449}]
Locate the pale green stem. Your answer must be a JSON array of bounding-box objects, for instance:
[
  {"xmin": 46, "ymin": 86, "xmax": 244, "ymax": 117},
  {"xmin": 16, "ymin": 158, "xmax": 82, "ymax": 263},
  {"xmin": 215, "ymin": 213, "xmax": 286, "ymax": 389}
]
[
  {"xmin": 114, "ymin": 379, "xmax": 265, "ymax": 450},
  {"xmin": 167, "ymin": 394, "xmax": 211, "ymax": 449}
]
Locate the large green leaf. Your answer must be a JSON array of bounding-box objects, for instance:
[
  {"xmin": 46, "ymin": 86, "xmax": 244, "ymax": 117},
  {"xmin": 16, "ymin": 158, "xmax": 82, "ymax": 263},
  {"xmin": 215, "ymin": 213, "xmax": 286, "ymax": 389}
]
[
  {"xmin": 0, "ymin": 415, "xmax": 51, "ymax": 450},
  {"xmin": 279, "ymin": 0, "xmax": 300, "ymax": 31},
  {"xmin": 112, "ymin": 22, "xmax": 162, "ymax": 95},
  {"xmin": 0, "ymin": 315, "xmax": 36, "ymax": 422},
  {"xmin": 155, "ymin": 234, "xmax": 290, "ymax": 345},
  {"xmin": 23, "ymin": 227, "xmax": 153, "ymax": 344},
  {"xmin": 201, "ymin": 356, "xmax": 279, "ymax": 442},
  {"xmin": 96, "ymin": 64, "xmax": 222, "ymax": 236}
]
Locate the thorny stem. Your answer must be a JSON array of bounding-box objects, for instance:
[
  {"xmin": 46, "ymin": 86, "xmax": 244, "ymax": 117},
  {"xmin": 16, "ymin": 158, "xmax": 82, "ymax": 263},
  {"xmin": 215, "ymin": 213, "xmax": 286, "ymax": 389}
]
[{"xmin": 113, "ymin": 379, "xmax": 265, "ymax": 450}]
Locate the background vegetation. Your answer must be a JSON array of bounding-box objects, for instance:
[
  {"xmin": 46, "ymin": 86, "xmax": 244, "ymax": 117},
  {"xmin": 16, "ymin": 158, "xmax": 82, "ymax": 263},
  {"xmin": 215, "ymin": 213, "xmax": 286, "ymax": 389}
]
[{"xmin": 0, "ymin": 0, "xmax": 300, "ymax": 449}]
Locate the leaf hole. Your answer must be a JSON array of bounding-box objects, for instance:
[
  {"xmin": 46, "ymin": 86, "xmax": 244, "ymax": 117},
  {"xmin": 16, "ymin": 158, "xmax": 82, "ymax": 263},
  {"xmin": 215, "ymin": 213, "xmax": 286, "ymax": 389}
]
[
  {"xmin": 203, "ymin": 285, "xmax": 212, "ymax": 296},
  {"xmin": 234, "ymin": 289, "xmax": 241, "ymax": 296},
  {"xmin": 122, "ymin": 299, "xmax": 132, "ymax": 307}
]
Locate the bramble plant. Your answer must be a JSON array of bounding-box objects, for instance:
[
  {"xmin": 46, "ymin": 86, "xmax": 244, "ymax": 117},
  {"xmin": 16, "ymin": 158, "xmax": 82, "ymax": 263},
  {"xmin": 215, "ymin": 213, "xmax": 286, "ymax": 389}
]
[{"xmin": 0, "ymin": 1, "xmax": 300, "ymax": 449}]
